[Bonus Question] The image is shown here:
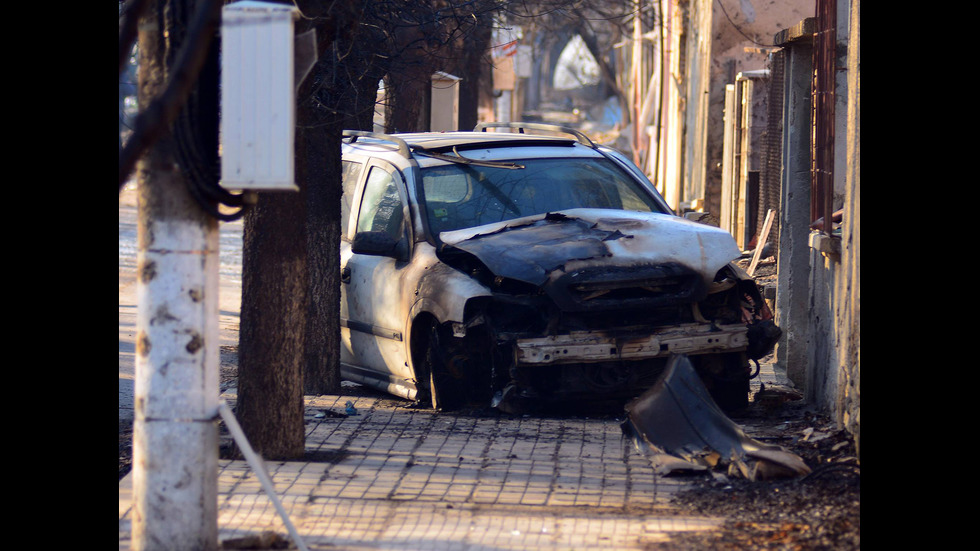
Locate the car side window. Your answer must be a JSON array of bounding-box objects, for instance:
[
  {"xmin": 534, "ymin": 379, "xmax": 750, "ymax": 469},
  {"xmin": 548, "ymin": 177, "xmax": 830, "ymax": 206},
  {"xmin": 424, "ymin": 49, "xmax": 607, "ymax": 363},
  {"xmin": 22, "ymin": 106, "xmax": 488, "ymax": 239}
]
[
  {"xmin": 356, "ymin": 166, "xmax": 406, "ymax": 242},
  {"xmin": 341, "ymin": 160, "xmax": 364, "ymax": 238}
]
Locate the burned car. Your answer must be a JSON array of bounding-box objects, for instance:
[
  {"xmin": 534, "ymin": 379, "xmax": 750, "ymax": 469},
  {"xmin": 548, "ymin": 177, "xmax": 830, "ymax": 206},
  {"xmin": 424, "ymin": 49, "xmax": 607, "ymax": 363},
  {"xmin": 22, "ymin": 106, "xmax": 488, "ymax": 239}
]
[{"xmin": 339, "ymin": 123, "xmax": 779, "ymax": 414}]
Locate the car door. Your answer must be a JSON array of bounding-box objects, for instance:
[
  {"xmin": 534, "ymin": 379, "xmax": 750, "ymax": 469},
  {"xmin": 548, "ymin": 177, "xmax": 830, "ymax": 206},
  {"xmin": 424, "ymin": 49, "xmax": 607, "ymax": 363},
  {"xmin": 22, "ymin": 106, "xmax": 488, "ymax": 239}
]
[
  {"xmin": 340, "ymin": 160, "xmax": 415, "ymax": 389},
  {"xmin": 339, "ymin": 159, "xmax": 364, "ymax": 369}
]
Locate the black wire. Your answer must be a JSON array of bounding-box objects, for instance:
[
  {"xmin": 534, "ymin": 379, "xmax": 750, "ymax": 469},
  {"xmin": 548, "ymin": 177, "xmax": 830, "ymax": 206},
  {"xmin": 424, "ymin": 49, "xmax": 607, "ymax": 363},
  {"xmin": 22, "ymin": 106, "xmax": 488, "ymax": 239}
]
[
  {"xmin": 715, "ymin": 0, "xmax": 773, "ymax": 47},
  {"xmin": 169, "ymin": 0, "xmax": 249, "ymax": 222},
  {"xmin": 174, "ymin": 97, "xmax": 249, "ymax": 221}
]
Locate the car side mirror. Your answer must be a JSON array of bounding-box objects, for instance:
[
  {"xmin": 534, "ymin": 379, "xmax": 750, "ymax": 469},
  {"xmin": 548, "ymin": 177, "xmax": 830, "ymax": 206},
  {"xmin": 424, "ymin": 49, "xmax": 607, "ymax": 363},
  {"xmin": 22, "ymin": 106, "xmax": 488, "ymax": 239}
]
[{"xmin": 352, "ymin": 231, "xmax": 407, "ymax": 260}]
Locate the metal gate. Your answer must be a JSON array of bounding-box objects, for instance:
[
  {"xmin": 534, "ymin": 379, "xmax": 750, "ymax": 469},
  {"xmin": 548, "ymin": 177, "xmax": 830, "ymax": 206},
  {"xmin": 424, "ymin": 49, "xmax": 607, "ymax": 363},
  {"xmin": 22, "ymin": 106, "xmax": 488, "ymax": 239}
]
[{"xmin": 759, "ymin": 51, "xmax": 785, "ymax": 254}]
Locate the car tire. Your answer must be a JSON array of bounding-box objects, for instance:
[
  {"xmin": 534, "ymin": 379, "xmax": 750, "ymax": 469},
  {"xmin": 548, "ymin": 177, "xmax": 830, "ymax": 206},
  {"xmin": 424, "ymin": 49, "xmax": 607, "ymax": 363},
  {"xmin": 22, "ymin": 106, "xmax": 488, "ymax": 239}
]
[
  {"xmin": 709, "ymin": 354, "xmax": 750, "ymax": 413},
  {"xmin": 425, "ymin": 324, "xmax": 464, "ymax": 411}
]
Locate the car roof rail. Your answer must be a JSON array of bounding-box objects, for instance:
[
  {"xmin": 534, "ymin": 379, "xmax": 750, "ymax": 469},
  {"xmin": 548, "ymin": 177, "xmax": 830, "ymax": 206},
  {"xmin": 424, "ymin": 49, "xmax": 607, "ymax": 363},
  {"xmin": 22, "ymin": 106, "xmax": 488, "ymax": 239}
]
[
  {"xmin": 343, "ymin": 130, "xmax": 411, "ymax": 159},
  {"xmin": 473, "ymin": 122, "xmax": 597, "ymax": 149}
]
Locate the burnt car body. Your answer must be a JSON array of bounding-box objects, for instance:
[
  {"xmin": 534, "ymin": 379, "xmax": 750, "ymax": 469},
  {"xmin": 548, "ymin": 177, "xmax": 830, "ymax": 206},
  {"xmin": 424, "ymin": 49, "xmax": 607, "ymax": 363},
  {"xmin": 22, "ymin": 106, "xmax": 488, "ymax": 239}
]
[{"xmin": 339, "ymin": 124, "xmax": 779, "ymax": 414}]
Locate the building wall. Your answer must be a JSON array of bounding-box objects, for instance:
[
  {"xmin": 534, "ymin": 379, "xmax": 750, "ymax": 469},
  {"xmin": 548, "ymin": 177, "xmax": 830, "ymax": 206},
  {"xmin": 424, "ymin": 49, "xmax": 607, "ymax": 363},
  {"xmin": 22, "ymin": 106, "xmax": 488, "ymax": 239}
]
[
  {"xmin": 702, "ymin": 0, "xmax": 811, "ymax": 218},
  {"xmin": 681, "ymin": 0, "xmax": 713, "ymax": 209},
  {"xmin": 808, "ymin": 0, "xmax": 858, "ymax": 456},
  {"xmin": 806, "ymin": 239, "xmax": 841, "ymax": 409},
  {"xmin": 774, "ymin": 0, "xmax": 859, "ymax": 457},
  {"xmin": 666, "ymin": 0, "xmax": 859, "ymax": 454},
  {"xmin": 839, "ymin": 0, "xmax": 859, "ymax": 456},
  {"xmin": 773, "ymin": 19, "xmax": 815, "ymax": 395}
]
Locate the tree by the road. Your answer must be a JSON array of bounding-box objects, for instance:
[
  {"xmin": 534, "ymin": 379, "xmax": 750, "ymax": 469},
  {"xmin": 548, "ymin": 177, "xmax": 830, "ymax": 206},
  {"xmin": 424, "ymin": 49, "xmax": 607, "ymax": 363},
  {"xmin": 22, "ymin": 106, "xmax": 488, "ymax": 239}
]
[
  {"xmin": 123, "ymin": 0, "xmax": 535, "ymax": 461},
  {"xmin": 236, "ymin": 0, "xmax": 499, "ymax": 459},
  {"xmin": 236, "ymin": 1, "xmax": 363, "ymax": 459}
]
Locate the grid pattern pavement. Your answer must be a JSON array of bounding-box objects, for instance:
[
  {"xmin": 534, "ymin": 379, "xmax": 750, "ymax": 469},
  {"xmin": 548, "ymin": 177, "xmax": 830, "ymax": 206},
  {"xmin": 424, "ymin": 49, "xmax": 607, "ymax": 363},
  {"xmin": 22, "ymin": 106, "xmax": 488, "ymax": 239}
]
[
  {"xmin": 120, "ymin": 385, "xmax": 732, "ymax": 550},
  {"xmin": 119, "ymin": 190, "xmax": 784, "ymax": 549}
]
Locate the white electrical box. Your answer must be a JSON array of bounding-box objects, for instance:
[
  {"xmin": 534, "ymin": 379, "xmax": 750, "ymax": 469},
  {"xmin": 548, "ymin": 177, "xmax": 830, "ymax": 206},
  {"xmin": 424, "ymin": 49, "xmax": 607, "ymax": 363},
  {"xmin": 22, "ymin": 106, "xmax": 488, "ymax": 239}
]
[
  {"xmin": 220, "ymin": 1, "xmax": 298, "ymax": 191},
  {"xmin": 430, "ymin": 72, "xmax": 461, "ymax": 132}
]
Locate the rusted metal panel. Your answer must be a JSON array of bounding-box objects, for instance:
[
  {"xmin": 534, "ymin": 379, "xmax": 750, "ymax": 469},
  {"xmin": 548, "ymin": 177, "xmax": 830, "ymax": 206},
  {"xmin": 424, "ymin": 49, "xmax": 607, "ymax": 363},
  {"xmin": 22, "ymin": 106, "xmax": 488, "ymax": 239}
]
[{"xmin": 811, "ymin": 0, "xmax": 836, "ymax": 229}]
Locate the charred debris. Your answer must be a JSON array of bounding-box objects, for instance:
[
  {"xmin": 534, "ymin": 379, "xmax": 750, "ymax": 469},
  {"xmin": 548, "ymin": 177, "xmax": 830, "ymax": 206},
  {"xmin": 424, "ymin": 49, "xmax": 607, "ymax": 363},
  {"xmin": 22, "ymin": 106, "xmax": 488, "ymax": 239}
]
[{"xmin": 421, "ymin": 210, "xmax": 780, "ymax": 416}]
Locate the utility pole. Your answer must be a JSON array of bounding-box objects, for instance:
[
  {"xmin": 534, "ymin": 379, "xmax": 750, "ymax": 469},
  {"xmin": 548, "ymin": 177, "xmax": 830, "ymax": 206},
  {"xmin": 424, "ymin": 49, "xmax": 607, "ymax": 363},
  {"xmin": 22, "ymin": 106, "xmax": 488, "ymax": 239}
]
[{"xmin": 132, "ymin": 1, "xmax": 219, "ymax": 548}]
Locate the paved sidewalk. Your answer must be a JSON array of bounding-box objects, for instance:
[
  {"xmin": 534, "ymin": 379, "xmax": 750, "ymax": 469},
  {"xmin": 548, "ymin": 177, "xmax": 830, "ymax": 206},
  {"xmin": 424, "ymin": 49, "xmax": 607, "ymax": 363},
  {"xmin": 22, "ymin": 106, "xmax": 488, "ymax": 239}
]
[
  {"xmin": 118, "ymin": 377, "xmax": 753, "ymax": 550},
  {"xmin": 119, "ymin": 187, "xmax": 791, "ymax": 549}
]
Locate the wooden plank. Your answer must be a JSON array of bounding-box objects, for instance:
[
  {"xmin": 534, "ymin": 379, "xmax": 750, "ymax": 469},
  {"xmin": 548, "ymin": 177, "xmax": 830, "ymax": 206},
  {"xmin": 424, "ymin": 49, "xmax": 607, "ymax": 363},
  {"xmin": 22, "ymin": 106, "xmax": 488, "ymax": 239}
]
[{"xmin": 748, "ymin": 208, "xmax": 775, "ymax": 277}]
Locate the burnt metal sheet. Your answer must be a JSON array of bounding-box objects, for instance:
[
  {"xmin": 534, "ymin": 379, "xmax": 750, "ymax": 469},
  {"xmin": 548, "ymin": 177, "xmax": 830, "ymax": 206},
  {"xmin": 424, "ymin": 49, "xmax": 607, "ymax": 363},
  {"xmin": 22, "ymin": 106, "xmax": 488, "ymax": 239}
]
[
  {"xmin": 442, "ymin": 213, "xmax": 616, "ymax": 286},
  {"xmin": 623, "ymin": 355, "xmax": 811, "ymax": 481},
  {"xmin": 440, "ymin": 209, "xmax": 742, "ymax": 287}
]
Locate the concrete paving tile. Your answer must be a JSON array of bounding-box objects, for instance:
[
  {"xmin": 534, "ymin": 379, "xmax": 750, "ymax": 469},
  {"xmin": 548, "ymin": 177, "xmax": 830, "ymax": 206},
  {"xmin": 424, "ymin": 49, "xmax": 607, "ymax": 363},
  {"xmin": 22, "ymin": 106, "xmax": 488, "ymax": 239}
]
[{"xmin": 123, "ymin": 387, "xmax": 749, "ymax": 549}]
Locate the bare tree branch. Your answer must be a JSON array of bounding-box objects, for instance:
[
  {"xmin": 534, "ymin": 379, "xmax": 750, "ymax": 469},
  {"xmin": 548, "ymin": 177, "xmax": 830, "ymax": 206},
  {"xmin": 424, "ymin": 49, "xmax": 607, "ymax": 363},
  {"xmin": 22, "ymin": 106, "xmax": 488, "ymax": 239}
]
[
  {"xmin": 119, "ymin": 0, "xmax": 153, "ymax": 75},
  {"xmin": 119, "ymin": 0, "xmax": 221, "ymax": 191}
]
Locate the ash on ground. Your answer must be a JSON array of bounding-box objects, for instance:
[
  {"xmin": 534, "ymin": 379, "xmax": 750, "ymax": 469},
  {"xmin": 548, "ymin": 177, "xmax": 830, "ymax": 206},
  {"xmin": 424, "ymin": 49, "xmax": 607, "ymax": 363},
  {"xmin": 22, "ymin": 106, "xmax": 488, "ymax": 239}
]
[{"xmin": 661, "ymin": 395, "xmax": 860, "ymax": 550}]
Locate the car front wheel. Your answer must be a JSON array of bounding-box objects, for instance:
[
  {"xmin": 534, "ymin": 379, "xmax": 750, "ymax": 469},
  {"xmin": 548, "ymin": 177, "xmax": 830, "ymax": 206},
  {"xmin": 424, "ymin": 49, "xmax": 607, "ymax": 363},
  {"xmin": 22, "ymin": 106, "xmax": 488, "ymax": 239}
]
[{"xmin": 425, "ymin": 323, "xmax": 465, "ymax": 411}]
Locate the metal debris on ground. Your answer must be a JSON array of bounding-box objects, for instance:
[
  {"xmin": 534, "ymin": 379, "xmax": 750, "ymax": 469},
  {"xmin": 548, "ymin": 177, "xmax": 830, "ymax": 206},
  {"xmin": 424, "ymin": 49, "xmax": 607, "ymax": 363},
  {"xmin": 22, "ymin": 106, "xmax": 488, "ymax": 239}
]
[
  {"xmin": 622, "ymin": 355, "xmax": 811, "ymax": 481},
  {"xmin": 754, "ymin": 382, "xmax": 804, "ymax": 412}
]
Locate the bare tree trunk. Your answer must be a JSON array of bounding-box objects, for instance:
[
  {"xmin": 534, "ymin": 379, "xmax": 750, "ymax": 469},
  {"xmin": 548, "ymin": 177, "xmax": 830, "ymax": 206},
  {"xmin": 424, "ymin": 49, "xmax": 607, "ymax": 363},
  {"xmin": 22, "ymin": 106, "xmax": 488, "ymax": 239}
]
[
  {"xmin": 299, "ymin": 74, "xmax": 342, "ymax": 396},
  {"xmin": 237, "ymin": 191, "xmax": 308, "ymax": 460},
  {"xmin": 452, "ymin": 14, "xmax": 492, "ymax": 130},
  {"xmin": 236, "ymin": 5, "xmax": 359, "ymax": 451},
  {"xmin": 301, "ymin": 15, "xmax": 381, "ymax": 395},
  {"xmin": 348, "ymin": 51, "xmax": 388, "ymax": 131},
  {"xmin": 385, "ymin": 54, "xmax": 433, "ymax": 133}
]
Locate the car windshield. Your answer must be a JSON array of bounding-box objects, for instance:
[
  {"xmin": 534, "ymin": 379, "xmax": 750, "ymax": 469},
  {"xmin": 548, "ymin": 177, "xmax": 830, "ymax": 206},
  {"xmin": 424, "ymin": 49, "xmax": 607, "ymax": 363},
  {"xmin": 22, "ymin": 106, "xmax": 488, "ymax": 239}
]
[{"xmin": 421, "ymin": 157, "xmax": 667, "ymax": 234}]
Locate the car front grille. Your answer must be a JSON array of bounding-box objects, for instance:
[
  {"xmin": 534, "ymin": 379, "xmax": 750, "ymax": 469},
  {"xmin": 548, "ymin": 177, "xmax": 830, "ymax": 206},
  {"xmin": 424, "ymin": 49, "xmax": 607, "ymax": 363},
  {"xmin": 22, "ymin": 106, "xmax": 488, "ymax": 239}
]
[{"xmin": 547, "ymin": 263, "xmax": 704, "ymax": 312}]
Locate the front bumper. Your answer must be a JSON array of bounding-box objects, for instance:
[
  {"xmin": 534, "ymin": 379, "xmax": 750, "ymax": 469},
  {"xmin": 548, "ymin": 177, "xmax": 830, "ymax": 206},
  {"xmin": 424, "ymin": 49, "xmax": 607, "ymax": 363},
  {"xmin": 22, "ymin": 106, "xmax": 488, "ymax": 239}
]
[{"xmin": 513, "ymin": 323, "xmax": 749, "ymax": 365}]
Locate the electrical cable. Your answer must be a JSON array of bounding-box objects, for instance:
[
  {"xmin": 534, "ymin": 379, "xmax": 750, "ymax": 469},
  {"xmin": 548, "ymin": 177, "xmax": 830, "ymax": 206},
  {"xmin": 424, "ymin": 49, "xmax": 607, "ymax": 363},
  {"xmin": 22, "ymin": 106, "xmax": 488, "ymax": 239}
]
[
  {"xmin": 170, "ymin": 0, "xmax": 251, "ymax": 222},
  {"xmin": 715, "ymin": 0, "xmax": 772, "ymax": 47}
]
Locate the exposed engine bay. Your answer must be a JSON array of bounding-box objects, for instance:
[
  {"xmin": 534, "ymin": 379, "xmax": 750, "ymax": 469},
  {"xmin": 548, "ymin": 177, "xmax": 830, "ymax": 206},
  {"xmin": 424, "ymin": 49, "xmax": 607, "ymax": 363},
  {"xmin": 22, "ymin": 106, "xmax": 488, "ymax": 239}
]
[{"xmin": 417, "ymin": 210, "xmax": 780, "ymax": 414}]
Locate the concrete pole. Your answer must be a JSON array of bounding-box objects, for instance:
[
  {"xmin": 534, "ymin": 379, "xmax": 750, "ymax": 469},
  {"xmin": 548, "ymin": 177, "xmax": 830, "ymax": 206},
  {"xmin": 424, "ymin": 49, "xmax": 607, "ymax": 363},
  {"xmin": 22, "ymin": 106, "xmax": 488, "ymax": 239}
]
[
  {"xmin": 132, "ymin": 4, "xmax": 219, "ymax": 549},
  {"xmin": 773, "ymin": 22, "xmax": 814, "ymax": 390}
]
